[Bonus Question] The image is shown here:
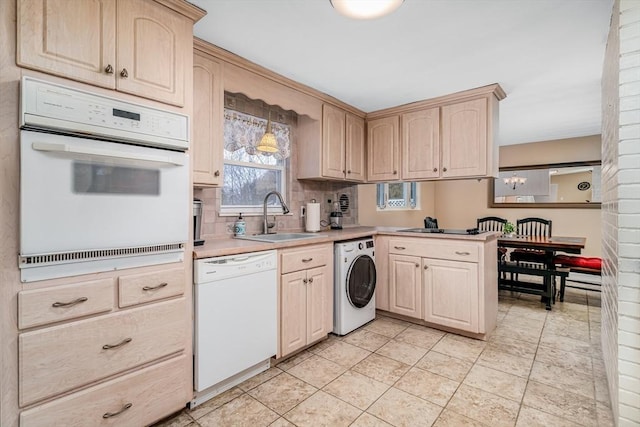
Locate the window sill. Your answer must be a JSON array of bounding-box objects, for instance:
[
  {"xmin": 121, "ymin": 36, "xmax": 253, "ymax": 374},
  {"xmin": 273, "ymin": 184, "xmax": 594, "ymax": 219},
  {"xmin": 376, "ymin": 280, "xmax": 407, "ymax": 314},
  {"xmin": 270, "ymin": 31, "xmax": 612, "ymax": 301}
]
[{"xmin": 218, "ymin": 209, "xmax": 293, "ymax": 217}]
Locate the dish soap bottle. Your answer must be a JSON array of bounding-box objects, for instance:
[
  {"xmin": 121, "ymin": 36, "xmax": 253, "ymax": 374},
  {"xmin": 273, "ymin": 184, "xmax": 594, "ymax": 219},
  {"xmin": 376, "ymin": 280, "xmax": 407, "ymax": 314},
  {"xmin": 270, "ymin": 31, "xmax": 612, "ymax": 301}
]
[{"xmin": 234, "ymin": 213, "xmax": 246, "ymax": 237}]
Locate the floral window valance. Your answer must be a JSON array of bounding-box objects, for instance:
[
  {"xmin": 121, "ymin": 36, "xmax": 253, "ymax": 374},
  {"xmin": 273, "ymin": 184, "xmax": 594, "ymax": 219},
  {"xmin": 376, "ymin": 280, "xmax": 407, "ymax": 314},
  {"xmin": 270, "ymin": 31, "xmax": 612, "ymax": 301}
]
[{"xmin": 223, "ymin": 109, "xmax": 291, "ymax": 160}]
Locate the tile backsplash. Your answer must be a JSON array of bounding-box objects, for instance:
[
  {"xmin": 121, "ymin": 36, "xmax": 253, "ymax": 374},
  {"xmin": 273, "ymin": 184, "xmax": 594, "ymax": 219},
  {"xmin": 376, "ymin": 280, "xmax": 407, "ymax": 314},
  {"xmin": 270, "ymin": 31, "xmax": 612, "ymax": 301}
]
[{"xmin": 194, "ymin": 92, "xmax": 358, "ymax": 241}]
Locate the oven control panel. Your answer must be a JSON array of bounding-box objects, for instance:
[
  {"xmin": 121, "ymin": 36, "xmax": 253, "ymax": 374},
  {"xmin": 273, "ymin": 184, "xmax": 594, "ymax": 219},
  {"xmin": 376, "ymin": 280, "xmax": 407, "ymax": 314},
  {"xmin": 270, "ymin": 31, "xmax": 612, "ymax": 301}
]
[{"xmin": 20, "ymin": 77, "xmax": 189, "ymax": 150}]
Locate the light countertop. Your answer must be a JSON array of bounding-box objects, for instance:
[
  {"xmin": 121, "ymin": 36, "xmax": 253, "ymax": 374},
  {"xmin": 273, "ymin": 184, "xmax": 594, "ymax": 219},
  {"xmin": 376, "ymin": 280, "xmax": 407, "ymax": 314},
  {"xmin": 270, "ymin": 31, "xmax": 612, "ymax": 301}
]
[{"xmin": 193, "ymin": 226, "xmax": 499, "ymax": 259}]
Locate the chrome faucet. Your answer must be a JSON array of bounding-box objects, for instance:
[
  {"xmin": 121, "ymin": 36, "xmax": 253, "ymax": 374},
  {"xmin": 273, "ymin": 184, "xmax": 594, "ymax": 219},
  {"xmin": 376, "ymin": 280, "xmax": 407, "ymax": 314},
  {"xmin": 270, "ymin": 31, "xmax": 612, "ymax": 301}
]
[{"xmin": 262, "ymin": 191, "xmax": 290, "ymax": 234}]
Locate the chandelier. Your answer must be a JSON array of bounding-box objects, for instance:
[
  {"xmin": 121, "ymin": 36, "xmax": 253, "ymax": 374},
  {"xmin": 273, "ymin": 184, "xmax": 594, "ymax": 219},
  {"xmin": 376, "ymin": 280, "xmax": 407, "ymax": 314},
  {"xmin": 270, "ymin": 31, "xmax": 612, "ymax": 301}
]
[{"xmin": 504, "ymin": 173, "xmax": 527, "ymax": 190}]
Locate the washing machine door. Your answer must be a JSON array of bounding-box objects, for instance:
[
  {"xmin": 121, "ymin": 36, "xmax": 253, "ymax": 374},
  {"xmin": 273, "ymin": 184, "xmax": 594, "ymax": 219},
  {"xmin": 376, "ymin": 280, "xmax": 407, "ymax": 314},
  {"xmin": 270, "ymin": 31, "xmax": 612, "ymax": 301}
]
[{"xmin": 347, "ymin": 255, "xmax": 376, "ymax": 308}]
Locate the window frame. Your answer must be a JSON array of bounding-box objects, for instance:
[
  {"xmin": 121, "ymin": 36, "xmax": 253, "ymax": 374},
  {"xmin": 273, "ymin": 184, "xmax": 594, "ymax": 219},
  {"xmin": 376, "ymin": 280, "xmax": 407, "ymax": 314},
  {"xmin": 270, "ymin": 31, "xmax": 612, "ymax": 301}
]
[{"xmin": 376, "ymin": 182, "xmax": 419, "ymax": 211}]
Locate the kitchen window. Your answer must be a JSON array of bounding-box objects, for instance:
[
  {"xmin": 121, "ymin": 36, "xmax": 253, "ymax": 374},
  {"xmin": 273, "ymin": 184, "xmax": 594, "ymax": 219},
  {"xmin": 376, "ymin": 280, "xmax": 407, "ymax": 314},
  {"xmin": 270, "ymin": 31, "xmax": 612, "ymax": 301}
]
[
  {"xmin": 221, "ymin": 109, "xmax": 290, "ymax": 215},
  {"xmin": 376, "ymin": 182, "xmax": 419, "ymax": 210}
]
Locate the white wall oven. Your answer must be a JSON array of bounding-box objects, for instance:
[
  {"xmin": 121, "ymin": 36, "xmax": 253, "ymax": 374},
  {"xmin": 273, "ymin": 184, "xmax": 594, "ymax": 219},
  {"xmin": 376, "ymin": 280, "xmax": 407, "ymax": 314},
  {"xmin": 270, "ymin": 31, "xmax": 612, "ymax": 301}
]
[{"xmin": 19, "ymin": 77, "xmax": 189, "ymax": 282}]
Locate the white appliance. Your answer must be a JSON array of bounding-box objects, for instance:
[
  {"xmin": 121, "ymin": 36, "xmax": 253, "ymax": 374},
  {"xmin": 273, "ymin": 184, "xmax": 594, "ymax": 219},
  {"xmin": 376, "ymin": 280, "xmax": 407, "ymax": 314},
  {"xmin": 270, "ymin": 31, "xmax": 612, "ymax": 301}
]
[
  {"xmin": 192, "ymin": 250, "xmax": 277, "ymax": 408},
  {"xmin": 19, "ymin": 77, "xmax": 189, "ymax": 282},
  {"xmin": 334, "ymin": 238, "xmax": 377, "ymax": 335}
]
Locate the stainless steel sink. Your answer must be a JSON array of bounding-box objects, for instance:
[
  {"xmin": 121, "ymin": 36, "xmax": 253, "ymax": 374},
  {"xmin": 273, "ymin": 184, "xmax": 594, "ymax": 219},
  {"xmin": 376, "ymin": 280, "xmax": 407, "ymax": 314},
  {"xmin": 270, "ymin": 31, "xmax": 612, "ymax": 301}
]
[{"xmin": 235, "ymin": 233, "xmax": 328, "ymax": 243}]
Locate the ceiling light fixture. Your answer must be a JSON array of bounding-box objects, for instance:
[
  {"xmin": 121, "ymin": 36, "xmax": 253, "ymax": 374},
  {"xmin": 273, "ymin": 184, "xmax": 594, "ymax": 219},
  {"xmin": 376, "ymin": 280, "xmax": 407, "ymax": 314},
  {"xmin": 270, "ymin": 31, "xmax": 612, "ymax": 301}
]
[
  {"xmin": 330, "ymin": 0, "xmax": 404, "ymax": 19},
  {"xmin": 256, "ymin": 112, "xmax": 279, "ymax": 153},
  {"xmin": 504, "ymin": 173, "xmax": 527, "ymax": 190}
]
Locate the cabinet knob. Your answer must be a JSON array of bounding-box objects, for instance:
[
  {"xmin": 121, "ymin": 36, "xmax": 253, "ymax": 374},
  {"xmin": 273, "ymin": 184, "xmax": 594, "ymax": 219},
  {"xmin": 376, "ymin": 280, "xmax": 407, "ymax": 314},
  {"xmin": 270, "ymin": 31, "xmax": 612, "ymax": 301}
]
[
  {"xmin": 424, "ymin": 265, "xmax": 429, "ymax": 270},
  {"xmin": 443, "ymin": 167, "xmax": 447, "ymax": 172},
  {"xmin": 393, "ymin": 170, "xmax": 397, "ymax": 175},
  {"xmin": 347, "ymin": 170, "xmax": 351, "ymax": 174},
  {"xmin": 120, "ymin": 68, "xmax": 129, "ymax": 78},
  {"xmin": 415, "ymin": 263, "xmax": 419, "ymax": 268},
  {"xmin": 308, "ymin": 277, "xmax": 314, "ymax": 283},
  {"xmin": 214, "ymin": 170, "xmax": 220, "ymax": 177},
  {"xmin": 433, "ymin": 168, "xmax": 438, "ymax": 172},
  {"xmin": 104, "ymin": 64, "xmax": 114, "ymax": 74}
]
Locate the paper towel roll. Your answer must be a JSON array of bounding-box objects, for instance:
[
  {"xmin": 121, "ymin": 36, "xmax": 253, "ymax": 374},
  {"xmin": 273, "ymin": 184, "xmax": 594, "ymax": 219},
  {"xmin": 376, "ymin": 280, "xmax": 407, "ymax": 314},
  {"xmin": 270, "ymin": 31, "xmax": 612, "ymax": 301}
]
[{"xmin": 305, "ymin": 202, "xmax": 321, "ymax": 232}]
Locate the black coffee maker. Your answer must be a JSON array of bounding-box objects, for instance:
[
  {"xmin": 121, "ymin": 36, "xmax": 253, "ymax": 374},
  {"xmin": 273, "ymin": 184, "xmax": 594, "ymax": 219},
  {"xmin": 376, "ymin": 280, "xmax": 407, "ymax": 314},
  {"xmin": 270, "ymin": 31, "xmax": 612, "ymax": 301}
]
[{"xmin": 329, "ymin": 201, "xmax": 343, "ymax": 230}]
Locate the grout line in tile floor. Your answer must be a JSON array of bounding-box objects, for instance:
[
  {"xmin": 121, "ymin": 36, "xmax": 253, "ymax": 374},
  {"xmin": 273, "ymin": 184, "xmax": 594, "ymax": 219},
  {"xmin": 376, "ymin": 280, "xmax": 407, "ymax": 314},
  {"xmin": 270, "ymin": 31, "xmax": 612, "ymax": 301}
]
[{"xmin": 154, "ymin": 289, "xmax": 613, "ymax": 427}]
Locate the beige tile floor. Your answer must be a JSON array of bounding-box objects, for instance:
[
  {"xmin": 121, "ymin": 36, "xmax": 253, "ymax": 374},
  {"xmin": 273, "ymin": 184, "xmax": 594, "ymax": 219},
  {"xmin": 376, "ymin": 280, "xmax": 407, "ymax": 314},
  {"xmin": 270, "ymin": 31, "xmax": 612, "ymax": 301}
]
[{"xmin": 155, "ymin": 289, "xmax": 613, "ymax": 427}]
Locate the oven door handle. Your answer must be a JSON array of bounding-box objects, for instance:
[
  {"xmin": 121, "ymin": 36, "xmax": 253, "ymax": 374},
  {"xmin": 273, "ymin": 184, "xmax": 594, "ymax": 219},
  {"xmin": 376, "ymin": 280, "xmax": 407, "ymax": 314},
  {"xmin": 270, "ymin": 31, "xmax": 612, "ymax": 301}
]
[{"xmin": 31, "ymin": 142, "xmax": 185, "ymax": 166}]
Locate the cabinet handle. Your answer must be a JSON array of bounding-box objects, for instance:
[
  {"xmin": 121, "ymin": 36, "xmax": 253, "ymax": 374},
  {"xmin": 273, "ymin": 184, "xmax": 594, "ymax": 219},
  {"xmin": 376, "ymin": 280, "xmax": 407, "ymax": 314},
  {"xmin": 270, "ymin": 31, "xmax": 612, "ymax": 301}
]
[
  {"xmin": 443, "ymin": 167, "xmax": 447, "ymax": 172},
  {"xmin": 308, "ymin": 277, "xmax": 314, "ymax": 283},
  {"xmin": 103, "ymin": 403, "xmax": 133, "ymax": 419},
  {"xmin": 142, "ymin": 282, "xmax": 168, "ymax": 291},
  {"xmin": 433, "ymin": 168, "xmax": 438, "ymax": 172},
  {"xmin": 120, "ymin": 68, "xmax": 129, "ymax": 78},
  {"xmin": 394, "ymin": 246, "xmax": 406, "ymax": 250},
  {"xmin": 52, "ymin": 297, "xmax": 88, "ymax": 308},
  {"xmin": 104, "ymin": 64, "xmax": 114, "ymax": 74},
  {"xmin": 455, "ymin": 251, "xmax": 470, "ymax": 256},
  {"xmin": 303, "ymin": 278, "xmax": 308, "ymax": 284},
  {"xmin": 102, "ymin": 337, "xmax": 132, "ymax": 350},
  {"xmin": 214, "ymin": 170, "xmax": 220, "ymax": 177},
  {"xmin": 302, "ymin": 258, "xmax": 313, "ymax": 263}
]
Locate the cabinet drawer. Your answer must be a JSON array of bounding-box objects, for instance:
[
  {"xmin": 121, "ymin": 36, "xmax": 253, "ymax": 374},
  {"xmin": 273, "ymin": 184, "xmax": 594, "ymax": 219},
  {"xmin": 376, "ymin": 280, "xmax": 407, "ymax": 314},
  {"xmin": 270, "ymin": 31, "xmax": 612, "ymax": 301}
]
[
  {"xmin": 18, "ymin": 279, "xmax": 114, "ymax": 330},
  {"xmin": 19, "ymin": 298, "xmax": 187, "ymax": 406},
  {"xmin": 280, "ymin": 244, "xmax": 330, "ymax": 274},
  {"xmin": 20, "ymin": 355, "xmax": 188, "ymax": 427},
  {"xmin": 118, "ymin": 267, "xmax": 184, "ymax": 308},
  {"xmin": 388, "ymin": 238, "xmax": 479, "ymax": 262}
]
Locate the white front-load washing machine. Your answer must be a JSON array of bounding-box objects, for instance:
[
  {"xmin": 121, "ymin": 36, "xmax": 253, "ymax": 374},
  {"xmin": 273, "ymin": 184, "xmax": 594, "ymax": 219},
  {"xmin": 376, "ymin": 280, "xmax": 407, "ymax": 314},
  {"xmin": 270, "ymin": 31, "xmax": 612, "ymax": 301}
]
[{"xmin": 333, "ymin": 238, "xmax": 377, "ymax": 335}]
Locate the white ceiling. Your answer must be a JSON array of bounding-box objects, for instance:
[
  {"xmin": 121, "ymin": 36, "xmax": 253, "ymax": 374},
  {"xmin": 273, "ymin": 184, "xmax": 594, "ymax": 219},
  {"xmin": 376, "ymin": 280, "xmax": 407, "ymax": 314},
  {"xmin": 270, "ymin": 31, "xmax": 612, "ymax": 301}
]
[{"xmin": 190, "ymin": 0, "xmax": 613, "ymax": 146}]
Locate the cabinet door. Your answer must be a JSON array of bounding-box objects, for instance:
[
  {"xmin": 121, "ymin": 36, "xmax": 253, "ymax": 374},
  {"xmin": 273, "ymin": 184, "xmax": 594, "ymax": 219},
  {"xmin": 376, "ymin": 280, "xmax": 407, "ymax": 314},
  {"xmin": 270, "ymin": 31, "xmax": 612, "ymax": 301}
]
[
  {"xmin": 306, "ymin": 266, "xmax": 331, "ymax": 344},
  {"xmin": 402, "ymin": 108, "xmax": 440, "ymax": 180},
  {"xmin": 193, "ymin": 53, "xmax": 223, "ymax": 186},
  {"xmin": 423, "ymin": 258, "xmax": 479, "ymax": 333},
  {"xmin": 388, "ymin": 254, "xmax": 422, "ymax": 319},
  {"xmin": 346, "ymin": 113, "xmax": 366, "ymax": 182},
  {"xmin": 367, "ymin": 116, "xmax": 399, "ymax": 182},
  {"xmin": 116, "ymin": 0, "xmax": 191, "ymax": 106},
  {"xmin": 17, "ymin": 0, "xmax": 116, "ymax": 88},
  {"xmin": 280, "ymin": 270, "xmax": 308, "ymax": 357},
  {"xmin": 441, "ymin": 98, "xmax": 487, "ymax": 178},
  {"xmin": 322, "ymin": 104, "xmax": 346, "ymax": 179}
]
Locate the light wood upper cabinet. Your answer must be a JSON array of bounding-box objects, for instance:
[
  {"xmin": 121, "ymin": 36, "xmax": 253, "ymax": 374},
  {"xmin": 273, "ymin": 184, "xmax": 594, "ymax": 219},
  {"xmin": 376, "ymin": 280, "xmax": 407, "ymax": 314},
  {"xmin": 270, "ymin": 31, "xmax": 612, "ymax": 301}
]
[
  {"xmin": 17, "ymin": 0, "xmax": 195, "ymax": 107},
  {"xmin": 402, "ymin": 108, "xmax": 440, "ymax": 180},
  {"xmin": 322, "ymin": 104, "xmax": 347, "ymax": 179},
  {"xmin": 299, "ymin": 104, "xmax": 365, "ymax": 182},
  {"xmin": 192, "ymin": 52, "xmax": 223, "ymax": 186},
  {"xmin": 346, "ymin": 113, "xmax": 366, "ymax": 181},
  {"xmin": 367, "ymin": 116, "xmax": 400, "ymax": 182},
  {"xmin": 441, "ymin": 98, "xmax": 488, "ymax": 178},
  {"xmin": 279, "ymin": 244, "xmax": 333, "ymax": 358}
]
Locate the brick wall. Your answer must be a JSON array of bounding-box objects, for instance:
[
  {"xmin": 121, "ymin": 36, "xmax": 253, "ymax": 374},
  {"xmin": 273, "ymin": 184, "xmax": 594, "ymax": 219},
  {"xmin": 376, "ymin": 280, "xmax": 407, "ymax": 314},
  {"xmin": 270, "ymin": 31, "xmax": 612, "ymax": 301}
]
[{"xmin": 602, "ymin": 0, "xmax": 640, "ymax": 425}]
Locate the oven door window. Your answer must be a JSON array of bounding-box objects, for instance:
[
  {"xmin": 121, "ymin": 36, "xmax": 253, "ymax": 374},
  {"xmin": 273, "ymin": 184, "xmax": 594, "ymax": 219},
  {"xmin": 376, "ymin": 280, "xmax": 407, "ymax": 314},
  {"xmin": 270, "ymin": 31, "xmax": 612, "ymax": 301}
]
[
  {"xmin": 73, "ymin": 162, "xmax": 160, "ymax": 195},
  {"xmin": 347, "ymin": 255, "xmax": 377, "ymax": 308}
]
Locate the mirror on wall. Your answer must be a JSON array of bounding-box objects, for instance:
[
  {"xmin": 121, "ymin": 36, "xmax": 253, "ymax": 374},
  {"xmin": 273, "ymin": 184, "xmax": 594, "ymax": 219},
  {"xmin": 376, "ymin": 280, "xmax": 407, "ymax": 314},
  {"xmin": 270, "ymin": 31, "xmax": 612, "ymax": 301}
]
[{"xmin": 489, "ymin": 161, "xmax": 601, "ymax": 208}]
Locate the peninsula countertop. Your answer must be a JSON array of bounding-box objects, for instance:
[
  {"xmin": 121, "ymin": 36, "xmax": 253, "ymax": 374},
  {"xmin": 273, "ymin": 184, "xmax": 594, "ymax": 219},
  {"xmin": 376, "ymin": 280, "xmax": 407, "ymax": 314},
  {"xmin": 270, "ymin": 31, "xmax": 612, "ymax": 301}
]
[{"xmin": 192, "ymin": 226, "xmax": 499, "ymax": 259}]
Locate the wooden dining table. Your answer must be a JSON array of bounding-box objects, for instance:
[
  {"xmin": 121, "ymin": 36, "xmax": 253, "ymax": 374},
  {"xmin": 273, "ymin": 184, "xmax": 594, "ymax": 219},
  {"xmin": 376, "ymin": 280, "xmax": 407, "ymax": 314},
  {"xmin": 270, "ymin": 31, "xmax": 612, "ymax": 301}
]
[{"xmin": 496, "ymin": 235, "xmax": 586, "ymax": 309}]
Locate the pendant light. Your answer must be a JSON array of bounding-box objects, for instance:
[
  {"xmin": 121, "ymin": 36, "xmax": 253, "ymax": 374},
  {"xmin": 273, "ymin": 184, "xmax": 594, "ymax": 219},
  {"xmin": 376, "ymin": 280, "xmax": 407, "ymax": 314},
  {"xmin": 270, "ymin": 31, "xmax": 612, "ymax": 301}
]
[
  {"xmin": 257, "ymin": 111, "xmax": 279, "ymax": 153},
  {"xmin": 330, "ymin": 0, "xmax": 404, "ymax": 20}
]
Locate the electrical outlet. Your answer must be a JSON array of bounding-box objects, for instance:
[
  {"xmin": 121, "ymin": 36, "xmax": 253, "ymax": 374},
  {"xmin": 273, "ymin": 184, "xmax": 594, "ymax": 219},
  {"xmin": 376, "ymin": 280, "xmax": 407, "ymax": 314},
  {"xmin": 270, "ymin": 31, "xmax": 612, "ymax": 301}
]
[{"xmin": 300, "ymin": 206, "xmax": 306, "ymax": 217}]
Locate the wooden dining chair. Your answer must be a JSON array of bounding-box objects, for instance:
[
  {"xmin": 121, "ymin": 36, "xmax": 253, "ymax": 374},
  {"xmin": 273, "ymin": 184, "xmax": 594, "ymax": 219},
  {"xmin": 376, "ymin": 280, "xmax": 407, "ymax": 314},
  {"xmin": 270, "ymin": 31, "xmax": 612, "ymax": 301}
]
[{"xmin": 477, "ymin": 216, "xmax": 507, "ymax": 233}]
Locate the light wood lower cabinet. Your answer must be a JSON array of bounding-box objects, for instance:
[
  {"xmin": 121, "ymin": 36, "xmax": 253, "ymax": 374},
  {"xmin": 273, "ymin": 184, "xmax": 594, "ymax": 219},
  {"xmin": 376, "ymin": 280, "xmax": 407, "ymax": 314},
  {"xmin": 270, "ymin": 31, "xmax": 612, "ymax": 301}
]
[
  {"xmin": 279, "ymin": 244, "xmax": 333, "ymax": 358},
  {"xmin": 20, "ymin": 355, "xmax": 188, "ymax": 427},
  {"xmin": 381, "ymin": 236, "xmax": 497, "ymax": 336},
  {"xmin": 19, "ymin": 298, "xmax": 187, "ymax": 406},
  {"xmin": 388, "ymin": 254, "xmax": 422, "ymax": 319}
]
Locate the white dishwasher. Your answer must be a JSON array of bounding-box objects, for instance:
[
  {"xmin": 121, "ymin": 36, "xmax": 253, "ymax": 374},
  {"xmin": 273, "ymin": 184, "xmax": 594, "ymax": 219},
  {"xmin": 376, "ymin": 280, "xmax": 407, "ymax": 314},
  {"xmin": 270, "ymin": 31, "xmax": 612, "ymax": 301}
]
[{"xmin": 192, "ymin": 250, "xmax": 277, "ymax": 408}]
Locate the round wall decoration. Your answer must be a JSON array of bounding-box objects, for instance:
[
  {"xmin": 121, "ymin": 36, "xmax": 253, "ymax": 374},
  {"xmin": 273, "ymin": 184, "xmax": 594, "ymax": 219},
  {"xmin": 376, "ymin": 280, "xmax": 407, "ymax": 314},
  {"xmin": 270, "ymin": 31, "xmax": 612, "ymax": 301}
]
[{"xmin": 577, "ymin": 181, "xmax": 591, "ymax": 191}]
